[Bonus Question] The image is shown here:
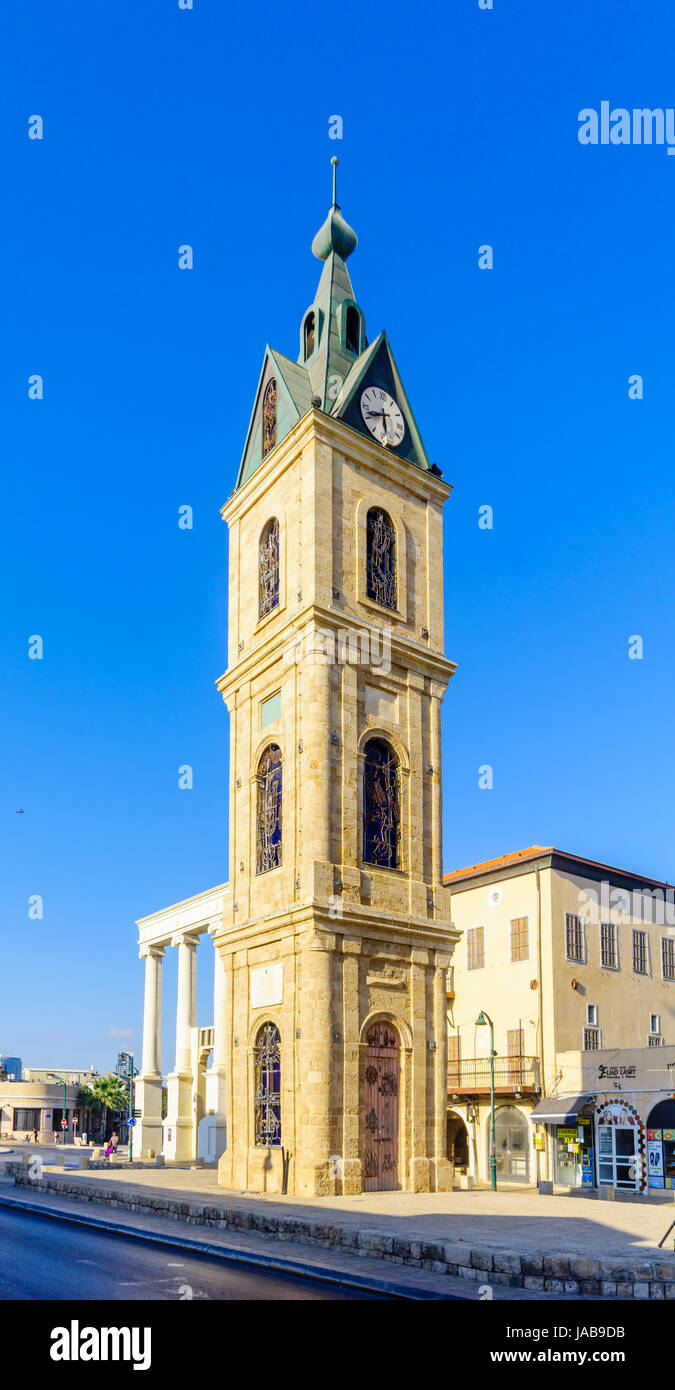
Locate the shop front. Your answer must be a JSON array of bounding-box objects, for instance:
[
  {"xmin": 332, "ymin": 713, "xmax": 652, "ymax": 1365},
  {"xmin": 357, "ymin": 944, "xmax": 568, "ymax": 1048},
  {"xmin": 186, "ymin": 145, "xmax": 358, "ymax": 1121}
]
[
  {"xmin": 530, "ymin": 1093, "xmax": 595, "ymax": 1189},
  {"xmin": 646, "ymin": 1098, "xmax": 675, "ymax": 1191},
  {"xmin": 595, "ymin": 1099, "xmax": 644, "ymax": 1192}
]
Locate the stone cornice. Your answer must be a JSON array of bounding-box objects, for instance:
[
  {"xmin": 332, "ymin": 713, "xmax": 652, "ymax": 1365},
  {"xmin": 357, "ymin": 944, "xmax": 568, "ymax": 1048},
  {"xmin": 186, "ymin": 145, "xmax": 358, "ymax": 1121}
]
[
  {"xmin": 216, "ymin": 603, "xmax": 455, "ymax": 699},
  {"xmin": 221, "ymin": 408, "xmax": 451, "ymax": 526}
]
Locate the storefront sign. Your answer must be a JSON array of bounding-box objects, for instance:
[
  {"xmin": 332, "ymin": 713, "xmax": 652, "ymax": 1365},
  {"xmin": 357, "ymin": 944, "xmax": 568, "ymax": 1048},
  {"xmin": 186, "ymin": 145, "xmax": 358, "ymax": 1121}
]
[
  {"xmin": 648, "ymin": 1139, "xmax": 664, "ymax": 1189},
  {"xmin": 598, "ymin": 1064, "xmax": 636, "ymax": 1080}
]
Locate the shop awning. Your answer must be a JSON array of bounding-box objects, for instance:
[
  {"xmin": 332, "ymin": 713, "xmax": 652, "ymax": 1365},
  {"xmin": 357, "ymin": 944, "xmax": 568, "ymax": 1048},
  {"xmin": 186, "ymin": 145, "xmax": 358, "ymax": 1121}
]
[{"xmin": 530, "ymin": 1095, "xmax": 593, "ymax": 1124}]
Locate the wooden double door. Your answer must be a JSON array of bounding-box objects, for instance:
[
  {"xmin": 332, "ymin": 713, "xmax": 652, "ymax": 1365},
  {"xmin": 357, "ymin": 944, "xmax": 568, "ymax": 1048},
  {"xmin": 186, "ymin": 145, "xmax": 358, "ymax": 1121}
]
[{"xmin": 363, "ymin": 1023, "xmax": 400, "ymax": 1192}]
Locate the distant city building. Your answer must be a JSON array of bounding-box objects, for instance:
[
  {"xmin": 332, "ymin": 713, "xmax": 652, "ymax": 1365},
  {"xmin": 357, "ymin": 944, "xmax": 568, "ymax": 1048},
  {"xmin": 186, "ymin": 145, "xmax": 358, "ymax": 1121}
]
[
  {"xmin": 24, "ymin": 1067, "xmax": 98, "ymax": 1085},
  {"xmin": 0, "ymin": 1056, "xmax": 22, "ymax": 1080}
]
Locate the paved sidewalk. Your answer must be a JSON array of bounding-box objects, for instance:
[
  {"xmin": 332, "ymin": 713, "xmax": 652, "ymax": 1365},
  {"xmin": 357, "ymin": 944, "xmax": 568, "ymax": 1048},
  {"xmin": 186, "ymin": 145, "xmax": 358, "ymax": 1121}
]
[
  {"xmin": 0, "ymin": 1177, "xmax": 596, "ymax": 1302},
  {"xmin": 14, "ymin": 1161, "xmax": 674, "ymax": 1260}
]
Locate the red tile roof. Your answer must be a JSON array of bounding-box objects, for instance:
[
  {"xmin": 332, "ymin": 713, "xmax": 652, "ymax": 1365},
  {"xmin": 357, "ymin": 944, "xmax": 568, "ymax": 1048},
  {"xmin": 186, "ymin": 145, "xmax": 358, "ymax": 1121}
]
[
  {"xmin": 444, "ymin": 846, "xmax": 552, "ymax": 882},
  {"xmin": 444, "ymin": 846, "xmax": 672, "ymax": 890}
]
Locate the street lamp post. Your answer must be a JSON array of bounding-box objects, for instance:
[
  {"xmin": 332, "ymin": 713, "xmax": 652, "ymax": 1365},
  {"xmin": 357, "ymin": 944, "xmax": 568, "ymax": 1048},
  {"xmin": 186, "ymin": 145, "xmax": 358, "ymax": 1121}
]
[
  {"xmin": 49, "ymin": 1074, "xmax": 69, "ymax": 1145},
  {"xmin": 475, "ymin": 1012, "xmax": 497, "ymax": 1191},
  {"xmin": 117, "ymin": 1051, "xmax": 138, "ymax": 1162}
]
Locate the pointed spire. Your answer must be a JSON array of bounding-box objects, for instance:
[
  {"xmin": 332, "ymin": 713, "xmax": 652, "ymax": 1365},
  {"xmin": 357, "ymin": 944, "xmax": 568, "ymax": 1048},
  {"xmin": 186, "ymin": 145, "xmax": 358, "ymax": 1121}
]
[{"xmin": 311, "ymin": 157, "xmax": 358, "ymax": 262}]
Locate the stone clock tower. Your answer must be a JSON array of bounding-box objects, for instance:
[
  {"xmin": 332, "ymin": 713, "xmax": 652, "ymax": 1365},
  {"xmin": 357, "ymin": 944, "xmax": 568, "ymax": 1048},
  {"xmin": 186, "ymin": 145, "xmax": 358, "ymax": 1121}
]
[{"xmin": 209, "ymin": 161, "xmax": 460, "ymax": 1196}]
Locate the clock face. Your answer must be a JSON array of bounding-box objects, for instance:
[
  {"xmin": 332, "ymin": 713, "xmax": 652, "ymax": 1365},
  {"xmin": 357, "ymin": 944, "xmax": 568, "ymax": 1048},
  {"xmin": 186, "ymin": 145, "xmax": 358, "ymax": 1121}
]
[{"xmin": 360, "ymin": 386, "xmax": 405, "ymax": 448}]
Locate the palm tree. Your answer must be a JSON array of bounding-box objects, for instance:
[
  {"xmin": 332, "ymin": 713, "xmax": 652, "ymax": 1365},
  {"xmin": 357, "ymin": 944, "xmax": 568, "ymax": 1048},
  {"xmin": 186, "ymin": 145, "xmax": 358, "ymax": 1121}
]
[{"xmin": 77, "ymin": 1075, "xmax": 129, "ymax": 1142}]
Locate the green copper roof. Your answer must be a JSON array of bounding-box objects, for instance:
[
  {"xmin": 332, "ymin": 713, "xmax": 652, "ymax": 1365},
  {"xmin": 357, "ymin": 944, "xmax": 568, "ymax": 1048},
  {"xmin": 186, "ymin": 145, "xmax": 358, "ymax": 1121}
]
[
  {"xmin": 311, "ymin": 157, "xmax": 358, "ymax": 261},
  {"xmin": 234, "ymin": 160, "xmax": 432, "ymax": 489}
]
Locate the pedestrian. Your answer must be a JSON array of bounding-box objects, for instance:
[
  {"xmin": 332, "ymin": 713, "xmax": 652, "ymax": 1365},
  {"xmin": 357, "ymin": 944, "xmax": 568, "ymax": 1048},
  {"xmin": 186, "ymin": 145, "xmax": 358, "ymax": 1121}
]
[
  {"xmin": 33, "ymin": 1127, "xmax": 39, "ymax": 1144},
  {"xmin": 110, "ymin": 1131, "xmax": 119, "ymax": 1156}
]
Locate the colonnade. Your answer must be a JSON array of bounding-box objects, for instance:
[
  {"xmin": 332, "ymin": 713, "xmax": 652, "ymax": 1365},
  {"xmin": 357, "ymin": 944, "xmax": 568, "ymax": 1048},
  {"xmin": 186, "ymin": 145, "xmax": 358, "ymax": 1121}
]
[{"xmin": 133, "ymin": 888, "xmax": 228, "ymax": 1163}]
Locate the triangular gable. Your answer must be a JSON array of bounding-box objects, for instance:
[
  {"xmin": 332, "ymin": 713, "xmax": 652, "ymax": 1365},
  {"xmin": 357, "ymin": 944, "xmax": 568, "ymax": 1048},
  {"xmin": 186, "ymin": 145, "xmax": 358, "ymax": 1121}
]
[
  {"xmin": 236, "ymin": 348, "xmax": 312, "ymax": 489},
  {"xmin": 331, "ymin": 331, "xmax": 431, "ymax": 471}
]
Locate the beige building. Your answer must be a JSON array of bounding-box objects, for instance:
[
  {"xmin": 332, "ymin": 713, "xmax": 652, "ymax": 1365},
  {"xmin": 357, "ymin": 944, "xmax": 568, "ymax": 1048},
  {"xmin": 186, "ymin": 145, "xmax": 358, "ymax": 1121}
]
[
  {"xmin": 133, "ymin": 170, "xmax": 460, "ymax": 1194},
  {"xmin": 445, "ymin": 845, "xmax": 675, "ymax": 1189},
  {"xmin": 0, "ymin": 1077, "xmax": 88, "ymax": 1143}
]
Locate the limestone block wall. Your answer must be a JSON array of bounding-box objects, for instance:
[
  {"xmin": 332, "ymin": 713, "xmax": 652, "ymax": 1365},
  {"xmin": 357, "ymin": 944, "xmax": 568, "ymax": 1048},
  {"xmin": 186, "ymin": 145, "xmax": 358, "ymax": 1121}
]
[{"xmin": 214, "ymin": 913, "xmax": 455, "ymax": 1197}]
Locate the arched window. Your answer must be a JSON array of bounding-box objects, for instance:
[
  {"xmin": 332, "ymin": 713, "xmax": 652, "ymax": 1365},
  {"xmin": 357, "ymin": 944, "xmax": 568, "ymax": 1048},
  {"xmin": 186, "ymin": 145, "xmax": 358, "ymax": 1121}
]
[
  {"xmin": 363, "ymin": 738, "xmax": 400, "ymax": 869},
  {"xmin": 262, "ymin": 378, "xmax": 277, "ymax": 457},
  {"xmin": 259, "ymin": 517, "xmax": 280, "ymax": 618},
  {"xmin": 254, "ymin": 1022, "xmax": 281, "ymax": 1146},
  {"xmin": 366, "ymin": 507, "xmax": 397, "ymax": 609},
  {"xmin": 345, "ymin": 304, "xmax": 360, "ymax": 354},
  {"xmin": 256, "ymin": 744, "xmax": 282, "ymax": 873},
  {"xmin": 304, "ymin": 311, "xmax": 315, "ymax": 359}
]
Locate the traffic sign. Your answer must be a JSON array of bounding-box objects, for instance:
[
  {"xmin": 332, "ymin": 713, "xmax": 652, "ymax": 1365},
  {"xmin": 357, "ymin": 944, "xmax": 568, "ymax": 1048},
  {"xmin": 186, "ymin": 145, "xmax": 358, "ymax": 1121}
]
[
  {"xmin": 128, "ymin": 1118, "xmax": 137, "ymax": 1127},
  {"xmin": 61, "ymin": 1120, "xmax": 67, "ymax": 1128}
]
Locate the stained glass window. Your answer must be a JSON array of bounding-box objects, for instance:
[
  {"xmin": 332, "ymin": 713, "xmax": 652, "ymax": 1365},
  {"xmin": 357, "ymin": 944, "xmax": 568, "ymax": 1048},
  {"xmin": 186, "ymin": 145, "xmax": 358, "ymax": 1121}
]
[
  {"xmin": 363, "ymin": 738, "xmax": 400, "ymax": 868},
  {"xmin": 262, "ymin": 378, "xmax": 277, "ymax": 456},
  {"xmin": 254, "ymin": 1023, "xmax": 281, "ymax": 1147},
  {"xmin": 256, "ymin": 744, "xmax": 282, "ymax": 874},
  {"xmin": 259, "ymin": 517, "xmax": 280, "ymax": 619},
  {"xmin": 366, "ymin": 508, "xmax": 397, "ymax": 609}
]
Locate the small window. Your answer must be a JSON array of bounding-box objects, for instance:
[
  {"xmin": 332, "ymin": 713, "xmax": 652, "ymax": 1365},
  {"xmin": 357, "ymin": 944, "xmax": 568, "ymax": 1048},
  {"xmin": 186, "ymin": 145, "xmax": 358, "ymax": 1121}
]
[
  {"xmin": 509, "ymin": 916, "xmax": 529, "ymax": 962},
  {"xmin": 587, "ymin": 1004, "xmax": 598, "ymax": 1026},
  {"xmin": 363, "ymin": 738, "xmax": 400, "ymax": 868},
  {"xmin": 600, "ymin": 921, "xmax": 617, "ymax": 968},
  {"xmin": 259, "ymin": 517, "xmax": 280, "ymax": 619},
  {"xmin": 632, "ymin": 929, "xmax": 648, "ymax": 975},
  {"xmin": 13, "ymin": 1108, "xmax": 41, "ymax": 1131},
  {"xmin": 467, "ymin": 926, "xmax": 485, "ymax": 970},
  {"xmin": 650, "ymin": 1013, "xmax": 661, "ymax": 1035},
  {"xmin": 565, "ymin": 913, "xmax": 584, "ymax": 963},
  {"xmin": 304, "ymin": 311, "xmax": 315, "ymax": 360},
  {"xmin": 262, "ymin": 378, "xmax": 277, "ymax": 457},
  {"xmin": 366, "ymin": 507, "xmax": 397, "ymax": 609},
  {"xmin": 345, "ymin": 304, "xmax": 360, "ymax": 354},
  {"xmin": 253, "ymin": 1023, "xmax": 281, "ymax": 1146},
  {"xmin": 506, "ymin": 1028, "xmax": 525, "ymax": 1081},
  {"xmin": 662, "ymin": 937, "xmax": 675, "ymax": 981},
  {"xmin": 584, "ymin": 1027, "xmax": 601, "ymax": 1051},
  {"xmin": 256, "ymin": 745, "xmax": 282, "ymax": 874}
]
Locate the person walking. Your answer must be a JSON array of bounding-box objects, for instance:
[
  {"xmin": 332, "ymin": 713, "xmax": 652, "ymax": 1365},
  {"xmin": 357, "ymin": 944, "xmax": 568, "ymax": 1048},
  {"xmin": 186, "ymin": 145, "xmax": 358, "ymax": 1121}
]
[
  {"xmin": 110, "ymin": 1131, "xmax": 119, "ymax": 1157},
  {"xmin": 32, "ymin": 1127, "xmax": 39, "ymax": 1144}
]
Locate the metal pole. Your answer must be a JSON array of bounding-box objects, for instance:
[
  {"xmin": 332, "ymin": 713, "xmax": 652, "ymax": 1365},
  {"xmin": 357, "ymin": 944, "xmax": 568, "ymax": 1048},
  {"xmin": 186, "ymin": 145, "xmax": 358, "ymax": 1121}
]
[
  {"xmin": 63, "ymin": 1080, "xmax": 67, "ymax": 1144},
  {"xmin": 489, "ymin": 1020, "xmax": 497, "ymax": 1191},
  {"xmin": 129, "ymin": 1057, "xmax": 134, "ymax": 1164}
]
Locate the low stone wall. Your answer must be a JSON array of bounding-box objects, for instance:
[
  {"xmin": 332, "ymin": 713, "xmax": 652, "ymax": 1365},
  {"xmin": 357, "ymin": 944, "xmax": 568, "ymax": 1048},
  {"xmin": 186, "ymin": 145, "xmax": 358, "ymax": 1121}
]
[{"xmin": 7, "ymin": 1167, "xmax": 675, "ymax": 1300}]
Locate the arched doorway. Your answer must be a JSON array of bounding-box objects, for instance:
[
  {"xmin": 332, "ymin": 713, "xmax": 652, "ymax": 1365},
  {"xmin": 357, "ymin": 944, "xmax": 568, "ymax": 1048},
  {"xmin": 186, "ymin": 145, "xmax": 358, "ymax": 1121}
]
[
  {"xmin": 646, "ymin": 1098, "xmax": 675, "ymax": 1190},
  {"xmin": 446, "ymin": 1110, "xmax": 469, "ymax": 1171},
  {"xmin": 493, "ymin": 1106, "xmax": 530, "ymax": 1183},
  {"xmin": 596, "ymin": 1101, "xmax": 643, "ymax": 1191},
  {"xmin": 363, "ymin": 1022, "xmax": 400, "ymax": 1192}
]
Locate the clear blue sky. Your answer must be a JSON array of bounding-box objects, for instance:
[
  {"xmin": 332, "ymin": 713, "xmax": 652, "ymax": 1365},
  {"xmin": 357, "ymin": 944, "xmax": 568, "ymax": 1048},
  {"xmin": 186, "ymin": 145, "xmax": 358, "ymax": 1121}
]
[{"xmin": 2, "ymin": 1, "xmax": 674, "ymax": 1072}]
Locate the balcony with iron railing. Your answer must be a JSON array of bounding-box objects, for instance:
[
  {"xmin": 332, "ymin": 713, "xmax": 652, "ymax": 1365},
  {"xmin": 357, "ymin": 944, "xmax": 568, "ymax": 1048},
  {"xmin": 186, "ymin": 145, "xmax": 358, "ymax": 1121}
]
[{"xmin": 447, "ymin": 1056, "xmax": 541, "ymax": 1095}]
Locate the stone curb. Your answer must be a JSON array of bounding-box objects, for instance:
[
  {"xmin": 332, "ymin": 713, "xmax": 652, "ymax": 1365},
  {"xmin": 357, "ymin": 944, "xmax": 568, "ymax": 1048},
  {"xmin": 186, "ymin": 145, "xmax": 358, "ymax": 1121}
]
[
  {"xmin": 0, "ymin": 1190, "xmax": 455, "ymax": 1301},
  {"xmin": 7, "ymin": 1167, "xmax": 675, "ymax": 1300}
]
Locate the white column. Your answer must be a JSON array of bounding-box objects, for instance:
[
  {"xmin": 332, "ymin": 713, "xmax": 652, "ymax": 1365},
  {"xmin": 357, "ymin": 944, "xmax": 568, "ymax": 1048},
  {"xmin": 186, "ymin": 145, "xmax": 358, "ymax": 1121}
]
[
  {"xmin": 164, "ymin": 932, "xmax": 200, "ymax": 1161},
  {"xmin": 198, "ymin": 939, "xmax": 228, "ymax": 1164},
  {"xmin": 141, "ymin": 947, "xmax": 164, "ymax": 1076},
  {"xmin": 174, "ymin": 935, "xmax": 198, "ymax": 1073},
  {"xmin": 133, "ymin": 945, "xmax": 165, "ymax": 1159}
]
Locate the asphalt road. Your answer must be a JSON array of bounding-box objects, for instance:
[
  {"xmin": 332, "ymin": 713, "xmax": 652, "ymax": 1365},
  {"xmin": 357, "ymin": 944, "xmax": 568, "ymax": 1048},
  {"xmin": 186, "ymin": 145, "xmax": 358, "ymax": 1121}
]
[{"xmin": 0, "ymin": 1207, "xmax": 384, "ymax": 1301}]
